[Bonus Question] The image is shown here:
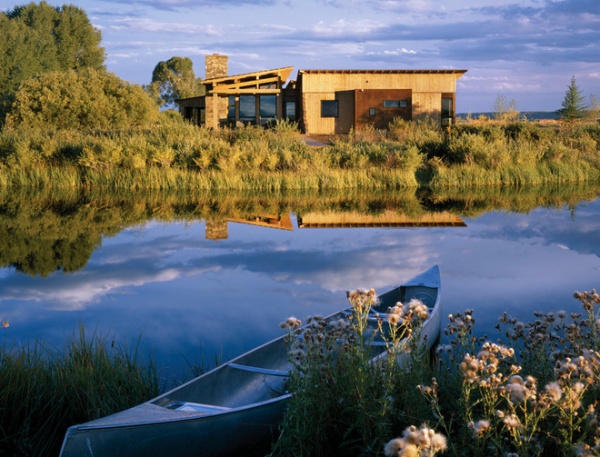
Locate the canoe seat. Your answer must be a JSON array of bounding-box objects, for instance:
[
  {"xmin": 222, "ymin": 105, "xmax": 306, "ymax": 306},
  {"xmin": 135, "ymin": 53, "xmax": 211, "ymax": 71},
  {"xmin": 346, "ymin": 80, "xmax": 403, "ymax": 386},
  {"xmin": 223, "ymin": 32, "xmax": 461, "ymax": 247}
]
[
  {"xmin": 228, "ymin": 363, "xmax": 289, "ymax": 377},
  {"xmin": 165, "ymin": 401, "xmax": 231, "ymax": 414}
]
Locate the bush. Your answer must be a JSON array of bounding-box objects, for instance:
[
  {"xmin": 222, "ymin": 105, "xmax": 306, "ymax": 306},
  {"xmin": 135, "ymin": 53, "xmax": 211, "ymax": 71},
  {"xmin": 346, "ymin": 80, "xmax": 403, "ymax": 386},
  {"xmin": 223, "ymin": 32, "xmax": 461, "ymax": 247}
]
[{"xmin": 5, "ymin": 68, "xmax": 159, "ymax": 131}]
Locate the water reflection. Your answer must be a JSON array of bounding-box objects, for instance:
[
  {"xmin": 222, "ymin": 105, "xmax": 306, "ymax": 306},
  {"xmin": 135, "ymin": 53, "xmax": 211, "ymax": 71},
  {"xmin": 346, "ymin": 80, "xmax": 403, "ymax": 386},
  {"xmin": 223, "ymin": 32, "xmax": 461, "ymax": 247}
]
[{"xmin": 1, "ymin": 186, "xmax": 599, "ymax": 380}]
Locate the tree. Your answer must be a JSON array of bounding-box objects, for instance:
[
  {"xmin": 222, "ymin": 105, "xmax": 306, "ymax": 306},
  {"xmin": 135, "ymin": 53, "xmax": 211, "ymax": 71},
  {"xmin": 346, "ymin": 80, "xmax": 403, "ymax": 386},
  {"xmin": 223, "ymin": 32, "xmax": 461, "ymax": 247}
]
[
  {"xmin": 493, "ymin": 94, "xmax": 519, "ymax": 122},
  {"xmin": 557, "ymin": 75, "xmax": 587, "ymax": 122},
  {"xmin": 5, "ymin": 68, "xmax": 159, "ymax": 130},
  {"xmin": 0, "ymin": 2, "xmax": 105, "ymax": 123},
  {"xmin": 586, "ymin": 94, "xmax": 599, "ymax": 122},
  {"xmin": 146, "ymin": 57, "xmax": 204, "ymax": 107}
]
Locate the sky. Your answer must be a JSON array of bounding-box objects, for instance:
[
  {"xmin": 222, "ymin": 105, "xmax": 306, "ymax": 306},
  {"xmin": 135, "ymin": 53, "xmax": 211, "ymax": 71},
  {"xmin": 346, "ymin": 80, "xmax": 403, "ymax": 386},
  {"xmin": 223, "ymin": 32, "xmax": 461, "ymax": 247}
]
[{"xmin": 2, "ymin": 0, "xmax": 600, "ymax": 113}]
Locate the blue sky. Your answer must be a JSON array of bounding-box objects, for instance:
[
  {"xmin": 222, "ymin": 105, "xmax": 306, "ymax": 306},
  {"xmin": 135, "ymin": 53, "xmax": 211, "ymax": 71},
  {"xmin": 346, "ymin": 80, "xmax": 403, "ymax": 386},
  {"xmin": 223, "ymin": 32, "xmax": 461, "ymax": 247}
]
[{"xmin": 2, "ymin": 0, "xmax": 599, "ymax": 112}]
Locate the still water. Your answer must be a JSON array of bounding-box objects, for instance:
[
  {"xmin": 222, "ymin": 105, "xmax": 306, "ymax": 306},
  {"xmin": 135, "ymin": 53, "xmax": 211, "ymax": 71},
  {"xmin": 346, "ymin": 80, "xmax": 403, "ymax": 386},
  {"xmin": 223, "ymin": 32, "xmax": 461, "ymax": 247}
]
[{"xmin": 1, "ymin": 189, "xmax": 599, "ymax": 382}]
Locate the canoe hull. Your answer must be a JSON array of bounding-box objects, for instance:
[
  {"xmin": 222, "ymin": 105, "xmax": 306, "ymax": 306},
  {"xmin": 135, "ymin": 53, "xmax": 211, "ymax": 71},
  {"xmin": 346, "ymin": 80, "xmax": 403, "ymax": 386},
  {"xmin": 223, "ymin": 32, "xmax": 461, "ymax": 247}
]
[{"xmin": 60, "ymin": 395, "xmax": 289, "ymax": 457}]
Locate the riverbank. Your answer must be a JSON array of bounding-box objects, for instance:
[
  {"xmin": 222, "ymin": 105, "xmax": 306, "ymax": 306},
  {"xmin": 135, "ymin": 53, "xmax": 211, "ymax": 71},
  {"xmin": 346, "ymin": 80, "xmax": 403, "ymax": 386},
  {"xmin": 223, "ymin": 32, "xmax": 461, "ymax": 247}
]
[{"xmin": 0, "ymin": 116, "xmax": 598, "ymax": 191}]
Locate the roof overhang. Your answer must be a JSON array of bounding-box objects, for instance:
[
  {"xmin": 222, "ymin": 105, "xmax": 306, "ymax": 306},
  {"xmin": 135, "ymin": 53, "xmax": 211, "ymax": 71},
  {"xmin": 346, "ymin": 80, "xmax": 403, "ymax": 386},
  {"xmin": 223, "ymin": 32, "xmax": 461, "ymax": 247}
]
[{"xmin": 204, "ymin": 66, "xmax": 294, "ymax": 94}]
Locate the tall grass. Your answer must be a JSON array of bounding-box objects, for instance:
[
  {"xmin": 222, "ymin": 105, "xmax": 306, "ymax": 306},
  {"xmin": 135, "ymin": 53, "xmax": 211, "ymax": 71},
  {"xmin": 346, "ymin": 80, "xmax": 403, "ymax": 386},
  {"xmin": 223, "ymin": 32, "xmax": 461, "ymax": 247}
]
[
  {"xmin": 1, "ymin": 115, "xmax": 598, "ymax": 191},
  {"xmin": 0, "ymin": 325, "xmax": 158, "ymax": 456}
]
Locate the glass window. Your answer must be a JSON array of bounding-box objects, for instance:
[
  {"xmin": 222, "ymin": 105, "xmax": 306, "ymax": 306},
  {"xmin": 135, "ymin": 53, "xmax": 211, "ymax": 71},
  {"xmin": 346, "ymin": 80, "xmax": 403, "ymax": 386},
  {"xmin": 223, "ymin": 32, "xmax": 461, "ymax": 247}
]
[
  {"xmin": 227, "ymin": 96, "xmax": 236, "ymax": 122},
  {"xmin": 285, "ymin": 101, "xmax": 296, "ymax": 120},
  {"xmin": 442, "ymin": 98, "xmax": 453, "ymax": 118},
  {"xmin": 384, "ymin": 100, "xmax": 408, "ymax": 108},
  {"xmin": 259, "ymin": 95, "xmax": 277, "ymax": 125},
  {"xmin": 369, "ymin": 108, "xmax": 376, "ymax": 116},
  {"xmin": 321, "ymin": 100, "xmax": 338, "ymax": 118},
  {"xmin": 239, "ymin": 95, "xmax": 256, "ymax": 123}
]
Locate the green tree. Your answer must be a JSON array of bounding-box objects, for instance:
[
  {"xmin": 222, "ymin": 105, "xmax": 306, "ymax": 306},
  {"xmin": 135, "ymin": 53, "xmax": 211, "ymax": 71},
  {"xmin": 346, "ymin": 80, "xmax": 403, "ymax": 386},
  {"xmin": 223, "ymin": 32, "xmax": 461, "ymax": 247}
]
[
  {"xmin": 557, "ymin": 75, "xmax": 587, "ymax": 122},
  {"xmin": 146, "ymin": 56, "xmax": 204, "ymax": 106},
  {"xmin": 0, "ymin": 1, "xmax": 105, "ymax": 122},
  {"xmin": 5, "ymin": 68, "xmax": 158, "ymax": 130}
]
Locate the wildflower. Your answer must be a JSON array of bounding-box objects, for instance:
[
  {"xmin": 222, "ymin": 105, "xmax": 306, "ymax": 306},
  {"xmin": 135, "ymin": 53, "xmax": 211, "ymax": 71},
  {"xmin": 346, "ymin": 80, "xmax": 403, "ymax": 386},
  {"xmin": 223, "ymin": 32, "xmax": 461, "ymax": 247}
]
[
  {"xmin": 402, "ymin": 425, "xmax": 419, "ymax": 445},
  {"xmin": 384, "ymin": 438, "xmax": 406, "ymax": 457},
  {"xmin": 505, "ymin": 378, "xmax": 527, "ymax": 404},
  {"xmin": 280, "ymin": 316, "xmax": 302, "ymax": 330},
  {"xmin": 503, "ymin": 413, "xmax": 522, "ymax": 430},
  {"xmin": 429, "ymin": 432, "xmax": 448, "ymax": 453},
  {"xmin": 388, "ymin": 313, "xmax": 401, "ymax": 325},
  {"xmin": 545, "ymin": 381, "xmax": 563, "ymax": 402},
  {"xmin": 385, "ymin": 425, "xmax": 447, "ymax": 457},
  {"xmin": 469, "ymin": 419, "xmax": 491, "ymax": 437}
]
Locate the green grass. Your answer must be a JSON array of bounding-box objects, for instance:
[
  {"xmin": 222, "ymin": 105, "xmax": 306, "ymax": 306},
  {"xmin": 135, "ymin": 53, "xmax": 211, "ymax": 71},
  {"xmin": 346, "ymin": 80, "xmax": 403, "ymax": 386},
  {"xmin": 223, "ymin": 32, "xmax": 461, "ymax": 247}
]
[
  {"xmin": 0, "ymin": 325, "xmax": 158, "ymax": 456},
  {"xmin": 1, "ymin": 115, "xmax": 598, "ymax": 191}
]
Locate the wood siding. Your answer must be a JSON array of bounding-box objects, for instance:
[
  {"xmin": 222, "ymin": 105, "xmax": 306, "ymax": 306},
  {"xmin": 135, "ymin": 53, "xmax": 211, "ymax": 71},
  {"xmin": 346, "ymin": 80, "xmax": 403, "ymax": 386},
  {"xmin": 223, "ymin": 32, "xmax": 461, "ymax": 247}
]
[{"xmin": 298, "ymin": 70, "xmax": 465, "ymax": 134}]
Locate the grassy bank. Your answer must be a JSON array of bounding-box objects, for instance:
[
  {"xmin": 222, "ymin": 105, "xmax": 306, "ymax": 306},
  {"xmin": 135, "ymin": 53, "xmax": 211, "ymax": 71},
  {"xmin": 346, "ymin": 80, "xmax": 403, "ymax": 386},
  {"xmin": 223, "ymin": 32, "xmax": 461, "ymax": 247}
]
[
  {"xmin": 0, "ymin": 326, "xmax": 158, "ymax": 456},
  {"xmin": 0, "ymin": 115, "xmax": 598, "ymax": 190},
  {"xmin": 271, "ymin": 288, "xmax": 600, "ymax": 456}
]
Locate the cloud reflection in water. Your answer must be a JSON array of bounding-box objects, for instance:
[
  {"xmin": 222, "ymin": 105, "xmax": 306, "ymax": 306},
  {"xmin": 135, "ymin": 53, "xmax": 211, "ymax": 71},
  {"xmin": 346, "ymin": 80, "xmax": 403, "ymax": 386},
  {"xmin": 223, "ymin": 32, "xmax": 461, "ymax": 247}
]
[{"xmin": 1, "ymin": 200, "xmax": 599, "ymax": 378}]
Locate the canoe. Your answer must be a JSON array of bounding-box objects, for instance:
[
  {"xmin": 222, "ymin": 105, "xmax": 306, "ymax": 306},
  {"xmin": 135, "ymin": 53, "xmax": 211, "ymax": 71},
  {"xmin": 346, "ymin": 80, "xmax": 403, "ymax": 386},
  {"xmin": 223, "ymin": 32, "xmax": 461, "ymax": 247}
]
[{"xmin": 59, "ymin": 265, "xmax": 442, "ymax": 457}]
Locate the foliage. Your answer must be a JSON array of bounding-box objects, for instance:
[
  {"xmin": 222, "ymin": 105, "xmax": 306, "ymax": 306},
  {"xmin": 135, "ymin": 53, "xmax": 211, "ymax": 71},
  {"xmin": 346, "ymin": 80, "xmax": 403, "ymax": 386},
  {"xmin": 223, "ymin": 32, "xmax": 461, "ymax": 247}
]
[
  {"xmin": 0, "ymin": 116, "xmax": 599, "ymax": 191},
  {"xmin": 415, "ymin": 290, "xmax": 600, "ymax": 457},
  {"xmin": 0, "ymin": 326, "xmax": 158, "ymax": 456},
  {"xmin": 146, "ymin": 56, "xmax": 204, "ymax": 106},
  {"xmin": 5, "ymin": 68, "xmax": 159, "ymax": 130},
  {"xmin": 0, "ymin": 1, "xmax": 105, "ymax": 123},
  {"xmin": 558, "ymin": 76, "xmax": 588, "ymax": 122},
  {"xmin": 271, "ymin": 286, "xmax": 600, "ymax": 456},
  {"xmin": 493, "ymin": 94, "xmax": 519, "ymax": 122},
  {"xmin": 272, "ymin": 289, "xmax": 434, "ymax": 456}
]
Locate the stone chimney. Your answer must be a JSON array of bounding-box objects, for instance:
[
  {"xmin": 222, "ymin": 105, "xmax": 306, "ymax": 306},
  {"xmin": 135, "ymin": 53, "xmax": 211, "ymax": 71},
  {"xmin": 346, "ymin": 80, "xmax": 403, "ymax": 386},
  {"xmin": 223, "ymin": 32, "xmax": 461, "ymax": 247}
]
[{"xmin": 205, "ymin": 53, "xmax": 228, "ymax": 79}]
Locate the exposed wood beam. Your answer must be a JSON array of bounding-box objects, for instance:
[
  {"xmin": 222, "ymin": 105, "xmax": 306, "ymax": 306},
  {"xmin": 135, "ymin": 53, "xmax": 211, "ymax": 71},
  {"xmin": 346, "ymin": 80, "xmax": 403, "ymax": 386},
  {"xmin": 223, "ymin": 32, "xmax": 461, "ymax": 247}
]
[{"xmin": 211, "ymin": 88, "xmax": 281, "ymax": 95}]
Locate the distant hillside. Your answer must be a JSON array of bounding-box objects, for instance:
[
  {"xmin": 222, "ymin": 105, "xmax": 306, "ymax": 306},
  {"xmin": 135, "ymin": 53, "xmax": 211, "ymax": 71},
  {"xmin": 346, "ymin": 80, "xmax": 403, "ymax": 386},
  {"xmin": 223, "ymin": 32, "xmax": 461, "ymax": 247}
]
[{"xmin": 457, "ymin": 111, "xmax": 560, "ymax": 121}]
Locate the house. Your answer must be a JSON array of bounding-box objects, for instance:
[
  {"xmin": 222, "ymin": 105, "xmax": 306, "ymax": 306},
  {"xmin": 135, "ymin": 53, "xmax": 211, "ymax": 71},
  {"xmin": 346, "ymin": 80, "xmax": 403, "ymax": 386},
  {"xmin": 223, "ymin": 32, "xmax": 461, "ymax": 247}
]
[{"xmin": 176, "ymin": 54, "xmax": 467, "ymax": 134}]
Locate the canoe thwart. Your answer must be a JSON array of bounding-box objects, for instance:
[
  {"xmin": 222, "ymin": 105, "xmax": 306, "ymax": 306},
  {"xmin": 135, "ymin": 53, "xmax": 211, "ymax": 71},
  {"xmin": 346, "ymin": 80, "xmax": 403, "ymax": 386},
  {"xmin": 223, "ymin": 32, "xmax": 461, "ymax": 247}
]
[
  {"xmin": 228, "ymin": 363, "xmax": 289, "ymax": 377},
  {"xmin": 165, "ymin": 401, "xmax": 232, "ymax": 414}
]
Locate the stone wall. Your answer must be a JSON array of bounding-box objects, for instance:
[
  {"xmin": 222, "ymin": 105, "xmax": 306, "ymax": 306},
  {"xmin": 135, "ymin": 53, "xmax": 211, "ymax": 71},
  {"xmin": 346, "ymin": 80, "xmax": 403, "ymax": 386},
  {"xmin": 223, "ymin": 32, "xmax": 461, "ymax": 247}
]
[{"xmin": 205, "ymin": 53, "xmax": 228, "ymax": 80}]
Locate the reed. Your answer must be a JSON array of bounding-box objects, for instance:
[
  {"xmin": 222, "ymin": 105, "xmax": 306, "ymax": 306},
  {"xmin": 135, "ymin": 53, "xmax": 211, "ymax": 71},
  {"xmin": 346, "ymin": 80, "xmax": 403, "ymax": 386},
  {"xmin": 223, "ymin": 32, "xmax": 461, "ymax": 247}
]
[
  {"xmin": 1, "ymin": 116, "xmax": 598, "ymax": 191},
  {"xmin": 0, "ymin": 325, "xmax": 158, "ymax": 456}
]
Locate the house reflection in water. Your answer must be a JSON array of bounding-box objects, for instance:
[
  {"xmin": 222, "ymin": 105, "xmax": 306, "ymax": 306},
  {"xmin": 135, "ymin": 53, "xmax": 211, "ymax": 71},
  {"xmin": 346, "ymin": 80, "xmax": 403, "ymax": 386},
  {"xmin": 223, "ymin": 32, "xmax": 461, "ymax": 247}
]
[
  {"xmin": 204, "ymin": 211, "xmax": 465, "ymax": 240},
  {"xmin": 205, "ymin": 215, "xmax": 294, "ymax": 240},
  {"xmin": 297, "ymin": 210, "xmax": 466, "ymax": 228}
]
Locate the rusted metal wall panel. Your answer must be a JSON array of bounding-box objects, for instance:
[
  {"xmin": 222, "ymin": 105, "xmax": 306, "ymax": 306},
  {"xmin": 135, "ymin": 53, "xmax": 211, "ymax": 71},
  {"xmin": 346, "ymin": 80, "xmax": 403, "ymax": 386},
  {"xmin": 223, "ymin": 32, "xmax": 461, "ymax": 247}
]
[{"xmin": 354, "ymin": 89, "xmax": 412, "ymax": 130}]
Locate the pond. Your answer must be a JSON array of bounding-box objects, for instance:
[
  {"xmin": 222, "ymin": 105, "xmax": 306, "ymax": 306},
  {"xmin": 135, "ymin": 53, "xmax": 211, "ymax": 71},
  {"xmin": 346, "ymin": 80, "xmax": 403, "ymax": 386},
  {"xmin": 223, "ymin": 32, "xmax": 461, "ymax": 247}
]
[{"xmin": 1, "ymin": 186, "xmax": 599, "ymax": 383}]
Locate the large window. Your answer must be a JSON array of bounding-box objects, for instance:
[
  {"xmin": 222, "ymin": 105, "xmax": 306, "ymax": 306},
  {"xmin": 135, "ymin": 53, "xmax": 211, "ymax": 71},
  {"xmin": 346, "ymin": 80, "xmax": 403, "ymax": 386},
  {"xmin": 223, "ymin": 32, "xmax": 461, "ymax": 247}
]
[
  {"xmin": 239, "ymin": 95, "xmax": 256, "ymax": 123},
  {"xmin": 259, "ymin": 95, "xmax": 277, "ymax": 125},
  {"xmin": 321, "ymin": 100, "xmax": 338, "ymax": 118}
]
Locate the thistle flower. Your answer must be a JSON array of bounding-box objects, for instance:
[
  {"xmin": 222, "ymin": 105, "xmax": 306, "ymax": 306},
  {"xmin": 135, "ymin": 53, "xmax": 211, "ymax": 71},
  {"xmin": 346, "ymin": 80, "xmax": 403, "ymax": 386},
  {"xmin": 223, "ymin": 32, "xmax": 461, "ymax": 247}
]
[
  {"xmin": 386, "ymin": 425, "xmax": 447, "ymax": 457},
  {"xmin": 468, "ymin": 419, "xmax": 491, "ymax": 437},
  {"xmin": 503, "ymin": 413, "xmax": 522, "ymax": 430},
  {"xmin": 280, "ymin": 316, "xmax": 302, "ymax": 330},
  {"xmin": 545, "ymin": 381, "xmax": 563, "ymax": 402}
]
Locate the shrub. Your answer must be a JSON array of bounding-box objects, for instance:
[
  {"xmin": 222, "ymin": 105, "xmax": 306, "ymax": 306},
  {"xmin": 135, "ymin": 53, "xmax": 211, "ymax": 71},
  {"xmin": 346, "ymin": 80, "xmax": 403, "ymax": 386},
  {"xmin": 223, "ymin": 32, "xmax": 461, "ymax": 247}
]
[{"xmin": 5, "ymin": 68, "xmax": 159, "ymax": 130}]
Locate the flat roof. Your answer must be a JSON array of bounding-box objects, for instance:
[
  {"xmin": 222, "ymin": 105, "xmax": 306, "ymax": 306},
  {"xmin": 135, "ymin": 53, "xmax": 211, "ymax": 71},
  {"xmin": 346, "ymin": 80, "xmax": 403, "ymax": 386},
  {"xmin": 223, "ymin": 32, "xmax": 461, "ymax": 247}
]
[{"xmin": 299, "ymin": 69, "xmax": 468, "ymax": 75}]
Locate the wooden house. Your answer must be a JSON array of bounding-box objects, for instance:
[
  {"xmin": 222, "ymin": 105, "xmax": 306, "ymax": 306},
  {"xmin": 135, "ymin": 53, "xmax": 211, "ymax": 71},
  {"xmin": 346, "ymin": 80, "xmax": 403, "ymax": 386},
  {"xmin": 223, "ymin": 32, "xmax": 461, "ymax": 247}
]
[{"xmin": 176, "ymin": 54, "xmax": 467, "ymax": 134}]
